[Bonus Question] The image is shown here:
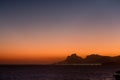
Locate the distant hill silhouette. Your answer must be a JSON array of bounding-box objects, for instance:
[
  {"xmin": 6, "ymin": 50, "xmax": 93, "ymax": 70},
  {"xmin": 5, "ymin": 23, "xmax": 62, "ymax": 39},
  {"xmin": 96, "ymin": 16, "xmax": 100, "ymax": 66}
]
[
  {"xmin": 84, "ymin": 54, "xmax": 113, "ymax": 64},
  {"xmin": 55, "ymin": 53, "xmax": 120, "ymax": 65},
  {"xmin": 57, "ymin": 54, "xmax": 83, "ymax": 64}
]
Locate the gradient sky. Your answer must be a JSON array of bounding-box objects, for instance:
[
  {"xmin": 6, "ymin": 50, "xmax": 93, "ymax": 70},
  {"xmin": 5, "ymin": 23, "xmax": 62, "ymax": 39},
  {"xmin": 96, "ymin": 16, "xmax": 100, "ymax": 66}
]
[{"xmin": 1, "ymin": 0, "xmax": 120, "ymax": 64}]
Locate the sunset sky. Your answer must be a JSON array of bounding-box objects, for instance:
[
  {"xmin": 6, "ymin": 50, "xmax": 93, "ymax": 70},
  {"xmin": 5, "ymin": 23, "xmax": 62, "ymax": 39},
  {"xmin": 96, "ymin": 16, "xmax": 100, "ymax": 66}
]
[{"xmin": 1, "ymin": 0, "xmax": 120, "ymax": 64}]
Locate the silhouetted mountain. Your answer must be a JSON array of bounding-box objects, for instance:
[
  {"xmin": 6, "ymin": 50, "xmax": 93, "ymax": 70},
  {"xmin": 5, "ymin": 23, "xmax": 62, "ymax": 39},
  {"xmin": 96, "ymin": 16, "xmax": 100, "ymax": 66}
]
[
  {"xmin": 55, "ymin": 53, "xmax": 120, "ymax": 65},
  {"xmin": 113, "ymin": 56, "xmax": 120, "ymax": 62},
  {"xmin": 57, "ymin": 53, "xmax": 83, "ymax": 64},
  {"xmin": 84, "ymin": 54, "xmax": 113, "ymax": 64},
  {"xmin": 65, "ymin": 54, "xmax": 83, "ymax": 64}
]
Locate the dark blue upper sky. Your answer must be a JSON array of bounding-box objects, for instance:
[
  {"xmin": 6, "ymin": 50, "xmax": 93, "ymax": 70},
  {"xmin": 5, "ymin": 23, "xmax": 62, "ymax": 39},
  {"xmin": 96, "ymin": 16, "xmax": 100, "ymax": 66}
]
[{"xmin": 1, "ymin": 0, "xmax": 120, "ymax": 42}]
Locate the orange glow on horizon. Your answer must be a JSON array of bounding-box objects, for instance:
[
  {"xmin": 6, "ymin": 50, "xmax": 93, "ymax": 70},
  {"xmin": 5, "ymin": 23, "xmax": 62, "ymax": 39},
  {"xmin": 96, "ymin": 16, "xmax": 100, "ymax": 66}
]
[{"xmin": 1, "ymin": 44, "xmax": 120, "ymax": 64}]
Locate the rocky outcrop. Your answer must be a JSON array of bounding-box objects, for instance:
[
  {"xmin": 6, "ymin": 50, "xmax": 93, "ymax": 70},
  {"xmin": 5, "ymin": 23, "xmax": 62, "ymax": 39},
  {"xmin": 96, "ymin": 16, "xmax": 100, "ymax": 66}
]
[
  {"xmin": 55, "ymin": 53, "xmax": 120, "ymax": 65},
  {"xmin": 57, "ymin": 53, "xmax": 83, "ymax": 64}
]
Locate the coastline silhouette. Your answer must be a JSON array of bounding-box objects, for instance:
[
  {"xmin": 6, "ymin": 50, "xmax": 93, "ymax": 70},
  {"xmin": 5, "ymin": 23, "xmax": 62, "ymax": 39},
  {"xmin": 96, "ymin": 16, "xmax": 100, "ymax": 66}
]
[{"xmin": 55, "ymin": 53, "xmax": 120, "ymax": 65}]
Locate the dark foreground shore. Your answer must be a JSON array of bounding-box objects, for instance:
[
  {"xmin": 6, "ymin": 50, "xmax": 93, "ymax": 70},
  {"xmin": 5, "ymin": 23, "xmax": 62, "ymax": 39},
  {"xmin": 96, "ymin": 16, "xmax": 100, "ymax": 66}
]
[{"xmin": 0, "ymin": 65, "xmax": 120, "ymax": 80}]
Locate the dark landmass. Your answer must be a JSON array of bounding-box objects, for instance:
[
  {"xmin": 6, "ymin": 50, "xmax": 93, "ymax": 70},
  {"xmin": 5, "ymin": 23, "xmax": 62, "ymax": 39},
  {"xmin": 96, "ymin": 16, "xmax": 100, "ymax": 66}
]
[{"xmin": 55, "ymin": 53, "xmax": 120, "ymax": 65}]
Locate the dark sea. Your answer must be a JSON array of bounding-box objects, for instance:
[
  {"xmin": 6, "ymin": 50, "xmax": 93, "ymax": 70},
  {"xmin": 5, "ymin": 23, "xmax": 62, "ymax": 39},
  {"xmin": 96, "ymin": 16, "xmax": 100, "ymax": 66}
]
[{"xmin": 0, "ymin": 65, "xmax": 120, "ymax": 80}]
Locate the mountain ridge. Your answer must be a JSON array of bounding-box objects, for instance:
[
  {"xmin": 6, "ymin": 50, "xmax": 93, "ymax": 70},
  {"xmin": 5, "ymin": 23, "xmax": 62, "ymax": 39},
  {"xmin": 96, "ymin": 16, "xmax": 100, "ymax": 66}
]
[{"xmin": 55, "ymin": 53, "xmax": 120, "ymax": 65}]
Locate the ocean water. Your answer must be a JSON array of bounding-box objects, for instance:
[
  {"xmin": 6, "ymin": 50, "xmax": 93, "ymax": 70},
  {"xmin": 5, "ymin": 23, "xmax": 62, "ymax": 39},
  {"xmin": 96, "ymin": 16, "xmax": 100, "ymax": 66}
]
[{"xmin": 0, "ymin": 65, "xmax": 120, "ymax": 80}]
